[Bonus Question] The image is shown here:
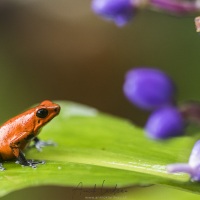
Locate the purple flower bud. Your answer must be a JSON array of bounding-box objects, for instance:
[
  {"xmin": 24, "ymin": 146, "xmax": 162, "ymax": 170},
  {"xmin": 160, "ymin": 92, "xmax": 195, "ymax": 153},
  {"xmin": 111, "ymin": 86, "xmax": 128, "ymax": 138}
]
[
  {"xmin": 145, "ymin": 106, "xmax": 185, "ymax": 139},
  {"xmin": 91, "ymin": 0, "xmax": 135, "ymax": 26},
  {"xmin": 167, "ymin": 140, "xmax": 200, "ymax": 181},
  {"xmin": 123, "ymin": 68, "xmax": 176, "ymax": 110}
]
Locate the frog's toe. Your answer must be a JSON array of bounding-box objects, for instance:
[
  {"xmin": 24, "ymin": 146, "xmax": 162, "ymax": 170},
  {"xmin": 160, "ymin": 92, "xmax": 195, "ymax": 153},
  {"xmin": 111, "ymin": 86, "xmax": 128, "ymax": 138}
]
[{"xmin": 27, "ymin": 160, "xmax": 45, "ymax": 168}]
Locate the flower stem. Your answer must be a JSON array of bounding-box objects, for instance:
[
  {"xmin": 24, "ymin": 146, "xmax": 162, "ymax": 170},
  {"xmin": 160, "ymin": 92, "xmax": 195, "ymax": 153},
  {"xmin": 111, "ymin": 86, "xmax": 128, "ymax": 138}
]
[
  {"xmin": 179, "ymin": 101, "xmax": 200, "ymax": 124},
  {"xmin": 150, "ymin": 0, "xmax": 199, "ymax": 14}
]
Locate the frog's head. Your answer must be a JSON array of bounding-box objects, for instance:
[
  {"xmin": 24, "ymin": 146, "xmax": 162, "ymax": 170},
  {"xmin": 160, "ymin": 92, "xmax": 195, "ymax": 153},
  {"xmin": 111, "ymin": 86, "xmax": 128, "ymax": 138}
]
[{"xmin": 34, "ymin": 100, "xmax": 60, "ymax": 132}]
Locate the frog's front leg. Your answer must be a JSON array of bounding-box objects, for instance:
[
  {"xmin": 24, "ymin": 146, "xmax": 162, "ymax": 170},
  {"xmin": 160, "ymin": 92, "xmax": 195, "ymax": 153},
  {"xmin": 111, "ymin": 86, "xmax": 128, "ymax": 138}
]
[
  {"xmin": 33, "ymin": 137, "xmax": 56, "ymax": 152},
  {"xmin": 11, "ymin": 146, "xmax": 44, "ymax": 168},
  {"xmin": 16, "ymin": 150, "xmax": 44, "ymax": 168},
  {"xmin": 10, "ymin": 132, "xmax": 44, "ymax": 168}
]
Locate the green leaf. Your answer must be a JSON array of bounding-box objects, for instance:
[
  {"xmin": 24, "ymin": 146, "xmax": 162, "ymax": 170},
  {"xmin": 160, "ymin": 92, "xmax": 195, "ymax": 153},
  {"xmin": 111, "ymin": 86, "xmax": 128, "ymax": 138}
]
[{"xmin": 0, "ymin": 101, "xmax": 199, "ymax": 197}]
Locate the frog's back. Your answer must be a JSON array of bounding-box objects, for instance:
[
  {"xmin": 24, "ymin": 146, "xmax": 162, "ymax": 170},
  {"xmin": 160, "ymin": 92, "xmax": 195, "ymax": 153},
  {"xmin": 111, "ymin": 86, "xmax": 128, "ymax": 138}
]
[{"xmin": 0, "ymin": 110, "xmax": 35, "ymax": 143}]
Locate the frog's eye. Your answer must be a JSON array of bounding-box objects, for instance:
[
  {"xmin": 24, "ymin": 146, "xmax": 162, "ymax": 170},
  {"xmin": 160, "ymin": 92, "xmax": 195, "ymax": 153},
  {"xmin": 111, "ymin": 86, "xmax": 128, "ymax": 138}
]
[{"xmin": 36, "ymin": 108, "xmax": 48, "ymax": 118}]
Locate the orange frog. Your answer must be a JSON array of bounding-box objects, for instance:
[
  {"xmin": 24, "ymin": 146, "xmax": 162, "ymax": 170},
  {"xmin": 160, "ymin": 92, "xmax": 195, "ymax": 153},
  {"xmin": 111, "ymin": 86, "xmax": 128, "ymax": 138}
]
[{"xmin": 0, "ymin": 100, "xmax": 60, "ymax": 170}]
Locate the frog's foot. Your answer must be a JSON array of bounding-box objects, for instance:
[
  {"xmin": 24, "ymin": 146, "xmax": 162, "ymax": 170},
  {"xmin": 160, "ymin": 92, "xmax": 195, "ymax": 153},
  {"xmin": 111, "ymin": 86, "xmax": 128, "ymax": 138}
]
[
  {"xmin": 28, "ymin": 137, "xmax": 57, "ymax": 151},
  {"xmin": 17, "ymin": 150, "xmax": 45, "ymax": 168},
  {"xmin": 34, "ymin": 140, "xmax": 57, "ymax": 152},
  {"xmin": 16, "ymin": 159, "xmax": 45, "ymax": 168},
  {"xmin": 0, "ymin": 163, "xmax": 5, "ymax": 171}
]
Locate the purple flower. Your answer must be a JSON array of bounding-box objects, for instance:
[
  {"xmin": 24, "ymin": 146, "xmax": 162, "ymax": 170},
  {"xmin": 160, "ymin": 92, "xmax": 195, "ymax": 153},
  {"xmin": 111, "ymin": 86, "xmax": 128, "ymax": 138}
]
[
  {"xmin": 145, "ymin": 106, "xmax": 185, "ymax": 139},
  {"xmin": 123, "ymin": 68, "xmax": 176, "ymax": 110},
  {"xmin": 91, "ymin": 0, "xmax": 135, "ymax": 26},
  {"xmin": 167, "ymin": 140, "xmax": 200, "ymax": 181}
]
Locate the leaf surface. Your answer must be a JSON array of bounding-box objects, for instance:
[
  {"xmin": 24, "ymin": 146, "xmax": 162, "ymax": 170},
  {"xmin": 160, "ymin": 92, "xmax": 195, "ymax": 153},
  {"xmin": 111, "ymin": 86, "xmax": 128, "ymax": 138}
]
[{"xmin": 0, "ymin": 101, "xmax": 199, "ymax": 197}]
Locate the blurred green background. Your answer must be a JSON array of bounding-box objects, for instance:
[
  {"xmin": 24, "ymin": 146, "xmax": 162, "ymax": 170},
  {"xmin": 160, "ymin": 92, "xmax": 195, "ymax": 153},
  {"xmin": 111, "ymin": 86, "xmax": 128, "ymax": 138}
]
[{"xmin": 0, "ymin": 0, "xmax": 199, "ymax": 199}]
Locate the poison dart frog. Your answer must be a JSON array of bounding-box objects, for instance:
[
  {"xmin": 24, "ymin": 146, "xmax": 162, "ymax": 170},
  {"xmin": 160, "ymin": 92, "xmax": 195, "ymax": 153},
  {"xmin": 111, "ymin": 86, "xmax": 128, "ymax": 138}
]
[{"xmin": 0, "ymin": 100, "xmax": 60, "ymax": 170}]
